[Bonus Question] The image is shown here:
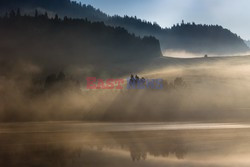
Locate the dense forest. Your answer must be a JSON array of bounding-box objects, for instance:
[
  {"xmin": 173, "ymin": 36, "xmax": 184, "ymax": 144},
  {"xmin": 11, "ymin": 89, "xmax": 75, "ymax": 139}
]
[
  {"xmin": 107, "ymin": 17, "xmax": 249, "ymax": 54},
  {"xmin": 0, "ymin": 11, "xmax": 162, "ymax": 76},
  {"xmin": 0, "ymin": 0, "xmax": 108, "ymax": 21},
  {"xmin": 0, "ymin": 0, "xmax": 249, "ymax": 55}
]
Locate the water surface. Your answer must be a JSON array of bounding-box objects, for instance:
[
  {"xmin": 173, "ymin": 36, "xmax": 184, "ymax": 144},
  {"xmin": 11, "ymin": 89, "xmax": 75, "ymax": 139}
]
[{"xmin": 1, "ymin": 122, "xmax": 250, "ymax": 167}]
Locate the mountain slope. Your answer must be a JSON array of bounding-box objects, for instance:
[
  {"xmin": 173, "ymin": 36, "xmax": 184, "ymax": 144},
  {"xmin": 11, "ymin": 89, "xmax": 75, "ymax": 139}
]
[
  {"xmin": 0, "ymin": 0, "xmax": 108, "ymax": 21},
  {"xmin": 106, "ymin": 17, "xmax": 249, "ymax": 55},
  {"xmin": 0, "ymin": 13, "xmax": 162, "ymax": 75},
  {"xmin": 0, "ymin": 0, "xmax": 249, "ymax": 55}
]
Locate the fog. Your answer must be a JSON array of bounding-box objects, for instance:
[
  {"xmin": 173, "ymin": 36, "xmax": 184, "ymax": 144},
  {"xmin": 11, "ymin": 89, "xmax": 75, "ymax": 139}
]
[
  {"xmin": 163, "ymin": 49, "xmax": 250, "ymax": 58},
  {"xmin": 1, "ymin": 123, "xmax": 250, "ymax": 167},
  {"xmin": 1, "ymin": 54, "xmax": 250, "ymax": 122},
  {"xmin": 1, "ymin": 48, "xmax": 250, "ymax": 167},
  {"xmin": 1, "ymin": 3, "xmax": 250, "ymax": 167}
]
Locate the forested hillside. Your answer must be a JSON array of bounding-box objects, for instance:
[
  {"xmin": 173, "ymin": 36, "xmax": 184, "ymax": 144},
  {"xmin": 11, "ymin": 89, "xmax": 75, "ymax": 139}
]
[
  {"xmin": 0, "ymin": 0, "xmax": 248, "ymax": 54},
  {"xmin": 0, "ymin": 11, "xmax": 162, "ymax": 75}
]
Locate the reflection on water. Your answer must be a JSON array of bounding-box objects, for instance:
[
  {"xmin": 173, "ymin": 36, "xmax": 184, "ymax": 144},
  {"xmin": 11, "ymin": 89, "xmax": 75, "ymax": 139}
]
[{"xmin": 1, "ymin": 122, "xmax": 250, "ymax": 167}]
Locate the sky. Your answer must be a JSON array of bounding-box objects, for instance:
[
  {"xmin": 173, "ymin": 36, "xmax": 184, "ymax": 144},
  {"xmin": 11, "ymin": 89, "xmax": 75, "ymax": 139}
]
[{"xmin": 76, "ymin": 0, "xmax": 250, "ymax": 40}]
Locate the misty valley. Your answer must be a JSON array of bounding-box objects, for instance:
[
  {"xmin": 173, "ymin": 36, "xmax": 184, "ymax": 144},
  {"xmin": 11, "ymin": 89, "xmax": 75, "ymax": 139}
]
[{"xmin": 1, "ymin": 0, "xmax": 250, "ymax": 167}]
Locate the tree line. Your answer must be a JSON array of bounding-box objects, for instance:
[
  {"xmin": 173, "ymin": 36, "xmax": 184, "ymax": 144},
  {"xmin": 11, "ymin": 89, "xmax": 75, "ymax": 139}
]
[
  {"xmin": 0, "ymin": 0, "xmax": 249, "ymax": 54},
  {"xmin": 0, "ymin": 10, "xmax": 162, "ymax": 76}
]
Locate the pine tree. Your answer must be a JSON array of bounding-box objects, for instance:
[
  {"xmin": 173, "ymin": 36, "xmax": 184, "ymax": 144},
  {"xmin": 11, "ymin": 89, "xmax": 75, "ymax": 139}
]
[
  {"xmin": 55, "ymin": 14, "xmax": 59, "ymax": 20},
  {"xmin": 16, "ymin": 8, "xmax": 21, "ymax": 17},
  {"xmin": 35, "ymin": 10, "xmax": 38, "ymax": 18}
]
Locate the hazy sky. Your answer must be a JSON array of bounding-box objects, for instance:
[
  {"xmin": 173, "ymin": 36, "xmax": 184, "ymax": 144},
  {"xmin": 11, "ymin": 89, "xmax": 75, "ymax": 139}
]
[{"xmin": 76, "ymin": 0, "xmax": 250, "ymax": 40}]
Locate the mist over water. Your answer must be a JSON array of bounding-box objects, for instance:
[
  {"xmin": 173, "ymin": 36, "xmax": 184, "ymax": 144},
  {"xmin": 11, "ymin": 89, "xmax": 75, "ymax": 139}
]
[
  {"xmin": 1, "ymin": 55, "xmax": 250, "ymax": 122},
  {"xmin": 0, "ymin": 27, "xmax": 249, "ymax": 167},
  {"xmin": 1, "ymin": 1, "xmax": 250, "ymax": 166},
  {"xmin": 1, "ymin": 122, "xmax": 250, "ymax": 167}
]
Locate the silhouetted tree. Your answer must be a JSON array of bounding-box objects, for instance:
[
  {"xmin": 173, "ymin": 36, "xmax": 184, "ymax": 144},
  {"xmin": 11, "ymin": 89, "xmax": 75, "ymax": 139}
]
[
  {"xmin": 54, "ymin": 14, "xmax": 59, "ymax": 20},
  {"xmin": 16, "ymin": 8, "xmax": 21, "ymax": 17},
  {"xmin": 57, "ymin": 72, "xmax": 65, "ymax": 81},
  {"xmin": 45, "ymin": 74, "xmax": 57, "ymax": 88},
  {"xmin": 44, "ymin": 12, "xmax": 48, "ymax": 19},
  {"xmin": 174, "ymin": 77, "xmax": 185, "ymax": 87},
  {"xmin": 9, "ymin": 10, "xmax": 15, "ymax": 17},
  {"xmin": 35, "ymin": 9, "xmax": 38, "ymax": 17}
]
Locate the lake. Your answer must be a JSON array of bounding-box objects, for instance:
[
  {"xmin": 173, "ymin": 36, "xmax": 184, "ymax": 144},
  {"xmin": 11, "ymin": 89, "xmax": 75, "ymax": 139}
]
[{"xmin": 1, "ymin": 122, "xmax": 250, "ymax": 167}]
